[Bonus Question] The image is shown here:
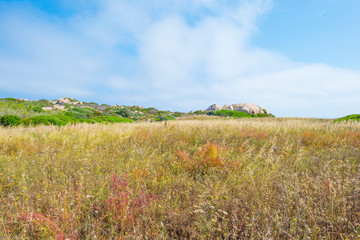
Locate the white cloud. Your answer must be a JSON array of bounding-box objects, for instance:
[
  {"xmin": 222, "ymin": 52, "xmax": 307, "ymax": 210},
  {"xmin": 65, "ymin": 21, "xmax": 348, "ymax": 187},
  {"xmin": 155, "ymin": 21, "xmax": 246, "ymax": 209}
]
[
  {"xmin": 0, "ymin": 4, "xmax": 108, "ymax": 98},
  {"xmin": 212, "ymin": 63, "xmax": 360, "ymax": 117},
  {"xmin": 0, "ymin": 0, "xmax": 359, "ymax": 117}
]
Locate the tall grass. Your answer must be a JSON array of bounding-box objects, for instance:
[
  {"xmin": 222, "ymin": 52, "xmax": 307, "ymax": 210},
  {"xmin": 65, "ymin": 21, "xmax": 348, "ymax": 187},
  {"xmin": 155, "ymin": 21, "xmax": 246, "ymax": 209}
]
[{"xmin": 0, "ymin": 118, "xmax": 359, "ymax": 239}]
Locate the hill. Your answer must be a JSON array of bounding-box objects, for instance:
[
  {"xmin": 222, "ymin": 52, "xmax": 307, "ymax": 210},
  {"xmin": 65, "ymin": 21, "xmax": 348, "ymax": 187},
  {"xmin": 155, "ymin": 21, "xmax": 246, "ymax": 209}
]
[
  {"xmin": 334, "ymin": 114, "xmax": 360, "ymax": 123},
  {"xmin": 0, "ymin": 97, "xmax": 275, "ymax": 127},
  {"xmin": 0, "ymin": 97, "xmax": 182, "ymax": 126}
]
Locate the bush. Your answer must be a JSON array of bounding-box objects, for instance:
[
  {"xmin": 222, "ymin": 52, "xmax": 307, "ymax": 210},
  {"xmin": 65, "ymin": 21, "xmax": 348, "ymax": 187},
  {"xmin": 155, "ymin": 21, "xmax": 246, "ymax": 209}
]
[
  {"xmin": 19, "ymin": 114, "xmax": 132, "ymax": 127},
  {"xmin": 20, "ymin": 115, "xmax": 77, "ymax": 126},
  {"xmin": 154, "ymin": 115, "xmax": 175, "ymax": 122},
  {"xmin": 0, "ymin": 115, "xmax": 21, "ymax": 126},
  {"xmin": 210, "ymin": 109, "xmax": 250, "ymax": 118},
  {"xmin": 92, "ymin": 116, "xmax": 133, "ymax": 123},
  {"xmin": 32, "ymin": 106, "xmax": 45, "ymax": 113},
  {"xmin": 88, "ymin": 102, "xmax": 99, "ymax": 107},
  {"xmin": 250, "ymin": 113, "xmax": 275, "ymax": 118},
  {"xmin": 54, "ymin": 115, "xmax": 78, "ymax": 124},
  {"xmin": 208, "ymin": 110, "xmax": 274, "ymax": 118},
  {"xmin": 114, "ymin": 108, "xmax": 132, "ymax": 118},
  {"xmin": 65, "ymin": 107, "xmax": 97, "ymax": 119},
  {"xmin": 79, "ymin": 119, "xmax": 96, "ymax": 124},
  {"xmin": 172, "ymin": 112, "xmax": 182, "ymax": 118},
  {"xmin": 65, "ymin": 111, "xmax": 87, "ymax": 119},
  {"xmin": 91, "ymin": 110, "xmax": 103, "ymax": 117},
  {"xmin": 334, "ymin": 114, "xmax": 360, "ymax": 123},
  {"xmin": 1, "ymin": 98, "xmax": 18, "ymax": 102}
]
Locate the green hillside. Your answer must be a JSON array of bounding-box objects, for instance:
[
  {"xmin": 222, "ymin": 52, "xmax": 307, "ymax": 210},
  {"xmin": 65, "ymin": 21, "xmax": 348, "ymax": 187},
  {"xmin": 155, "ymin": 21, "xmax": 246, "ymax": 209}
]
[
  {"xmin": 334, "ymin": 114, "xmax": 360, "ymax": 123},
  {"xmin": 0, "ymin": 97, "xmax": 278, "ymax": 127}
]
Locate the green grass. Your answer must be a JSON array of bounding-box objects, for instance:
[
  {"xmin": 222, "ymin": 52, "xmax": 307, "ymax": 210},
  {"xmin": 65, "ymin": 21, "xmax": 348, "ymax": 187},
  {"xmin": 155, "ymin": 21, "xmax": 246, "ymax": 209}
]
[{"xmin": 0, "ymin": 118, "xmax": 359, "ymax": 239}]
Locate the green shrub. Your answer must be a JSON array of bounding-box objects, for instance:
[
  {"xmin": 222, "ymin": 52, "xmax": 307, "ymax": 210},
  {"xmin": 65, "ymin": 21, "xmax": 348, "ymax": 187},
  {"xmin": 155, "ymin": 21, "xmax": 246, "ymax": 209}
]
[
  {"xmin": 54, "ymin": 115, "xmax": 78, "ymax": 124},
  {"xmin": 173, "ymin": 112, "xmax": 183, "ymax": 117},
  {"xmin": 0, "ymin": 115, "xmax": 21, "ymax": 126},
  {"xmin": 32, "ymin": 106, "xmax": 45, "ymax": 113},
  {"xmin": 79, "ymin": 119, "xmax": 96, "ymax": 124},
  {"xmin": 92, "ymin": 116, "xmax": 133, "ymax": 123},
  {"xmin": 19, "ymin": 114, "xmax": 132, "ymax": 126},
  {"xmin": 65, "ymin": 111, "xmax": 87, "ymax": 119},
  {"xmin": 210, "ymin": 109, "xmax": 251, "ymax": 118},
  {"xmin": 154, "ymin": 115, "xmax": 175, "ymax": 122},
  {"xmin": 193, "ymin": 110, "xmax": 206, "ymax": 115},
  {"xmin": 139, "ymin": 107, "xmax": 159, "ymax": 114},
  {"xmin": 65, "ymin": 107, "xmax": 96, "ymax": 119},
  {"xmin": 334, "ymin": 114, "xmax": 360, "ymax": 123},
  {"xmin": 104, "ymin": 107, "xmax": 113, "ymax": 113},
  {"xmin": 1, "ymin": 98, "xmax": 18, "ymax": 102},
  {"xmin": 114, "ymin": 108, "xmax": 132, "ymax": 118},
  {"xmin": 91, "ymin": 110, "xmax": 104, "ymax": 117},
  {"xmin": 67, "ymin": 98, "xmax": 78, "ymax": 103},
  {"xmin": 250, "ymin": 113, "xmax": 275, "ymax": 118},
  {"xmin": 20, "ymin": 115, "xmax": 76, "ymax": 126},
  {"xmin": 208, "ymin": 110, "xmax": 274, "ymax": 118},
  {"xmin": 88, "ymin": 102, "xmax": 99, "ymax": 107}
]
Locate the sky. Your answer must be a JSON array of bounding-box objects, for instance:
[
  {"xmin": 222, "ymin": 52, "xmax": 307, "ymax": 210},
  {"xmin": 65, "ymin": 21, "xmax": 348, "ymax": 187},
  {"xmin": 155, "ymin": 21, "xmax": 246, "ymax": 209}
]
[{"xmin": 0, "ymin": 0, "xmax": 359, "ymax": 118}]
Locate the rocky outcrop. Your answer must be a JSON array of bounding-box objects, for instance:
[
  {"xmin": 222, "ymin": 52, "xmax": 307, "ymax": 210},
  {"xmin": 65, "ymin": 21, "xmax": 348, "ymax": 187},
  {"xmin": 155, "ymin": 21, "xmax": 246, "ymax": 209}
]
[
  {"xmin": 206, "ymin": 104, "xmax": 222, "ymax": 111},
  {"xmin": 56, "ymin": 97, "xmax": 83, "ymax": 105},
  {"xmin": 206, "ymin": 103, "xmax": 267, "ymax": 114},
  {"xmin": 42, "ymin": 97, "xmax": 82, "ymax": 111}
]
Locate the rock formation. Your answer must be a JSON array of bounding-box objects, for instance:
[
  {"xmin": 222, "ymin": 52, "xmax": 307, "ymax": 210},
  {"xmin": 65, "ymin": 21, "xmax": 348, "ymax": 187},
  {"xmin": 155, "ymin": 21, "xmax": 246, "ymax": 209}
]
[
  {"xmin": 206, "ymin": 103, "xmax": 267, "ymax": 114},
  {"xmin": 206, "ymin": 104, "xmax": 222, "ymax": 111},
  {"xmin": 42, "ymin": 97, "xmax": 83, "ymax": 111},
  {"xmin": 56, "ymin": 97, "xmax": 83, "ymax": 105}
]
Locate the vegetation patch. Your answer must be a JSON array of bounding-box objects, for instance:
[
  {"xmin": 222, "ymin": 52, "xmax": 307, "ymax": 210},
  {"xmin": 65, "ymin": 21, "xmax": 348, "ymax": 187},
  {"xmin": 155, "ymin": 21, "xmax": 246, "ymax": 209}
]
[
  {"xmin": 65, "ymin": 107, "xmax": 97, "ymax": 119},
  {"xmin": 334, "ymin": 114, "xmax": 360, "ymax": 122},
  {"xmin": 208, "ymin": 109, "xmax": 274, "ymax": 118},
  {"xmin": 0, "ymin": 98, "xmax": 49, "ymax": 118},
  {"xmin": 1, "ymin": 97, "xmax": 279, "ymax": 125},
  {"xmin": 0, "ymin": 115, "xmax": 21, "ymax": 127},
  {"xmin": 0, "ymin": 119, "xmax": 360, "ymax": 239},
  {"xmin": 18, "ymin": 115, "xmax": 133, "ymax": 126},
  {"xmin": 20, "ymin": 115, "xmax": 76, "ymax": 126},
  {"xmin": 92, "ymin": 116, "xmax": 133, "ymax": 123},
  {"xmin": 174, "ymin": 143, "xmax": 225, "ymax": 175},
  {"xmin": 154, "ymin": 115, "xmax": 175, "ymax": 121},
  {"xmin": 208, "ymin": 109, "xmax": 247, "ymax": 118}
]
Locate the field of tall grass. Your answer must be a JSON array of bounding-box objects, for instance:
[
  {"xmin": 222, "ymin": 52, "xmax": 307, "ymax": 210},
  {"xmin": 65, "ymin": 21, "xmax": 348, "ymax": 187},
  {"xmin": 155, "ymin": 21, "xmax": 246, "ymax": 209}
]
[{"xmin": 0, "ymin": 118, "xmax": 359, "ymax": 239}]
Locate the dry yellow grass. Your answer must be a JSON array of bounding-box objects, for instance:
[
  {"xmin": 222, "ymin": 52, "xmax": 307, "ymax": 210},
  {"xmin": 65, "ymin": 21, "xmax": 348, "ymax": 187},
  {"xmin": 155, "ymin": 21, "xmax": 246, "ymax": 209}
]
[{"xmin": 0, "ymin": 118, "xmax": 359, "ymax": 239}]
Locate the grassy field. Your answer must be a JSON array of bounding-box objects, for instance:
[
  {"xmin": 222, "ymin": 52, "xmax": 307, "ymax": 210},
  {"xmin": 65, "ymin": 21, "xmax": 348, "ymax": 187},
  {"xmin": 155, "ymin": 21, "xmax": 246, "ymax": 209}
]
[{"xmin": 0, "ymin": 118, "xmax": 359, "ymax": 239}]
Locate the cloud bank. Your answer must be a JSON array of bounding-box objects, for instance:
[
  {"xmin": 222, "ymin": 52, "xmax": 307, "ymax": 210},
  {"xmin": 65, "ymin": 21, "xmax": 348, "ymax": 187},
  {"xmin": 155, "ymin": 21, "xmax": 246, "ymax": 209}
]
[{"xmin": 0, "ymin": 0, "xmax": 359, "ymax": 118}]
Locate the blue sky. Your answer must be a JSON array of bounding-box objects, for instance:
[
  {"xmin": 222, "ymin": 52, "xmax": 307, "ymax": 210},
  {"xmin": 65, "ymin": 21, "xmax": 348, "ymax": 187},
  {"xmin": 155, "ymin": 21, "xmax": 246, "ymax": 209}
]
[{"xmin": 0, "ymin": 0, "xmax": 359, "ymax": 118}]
